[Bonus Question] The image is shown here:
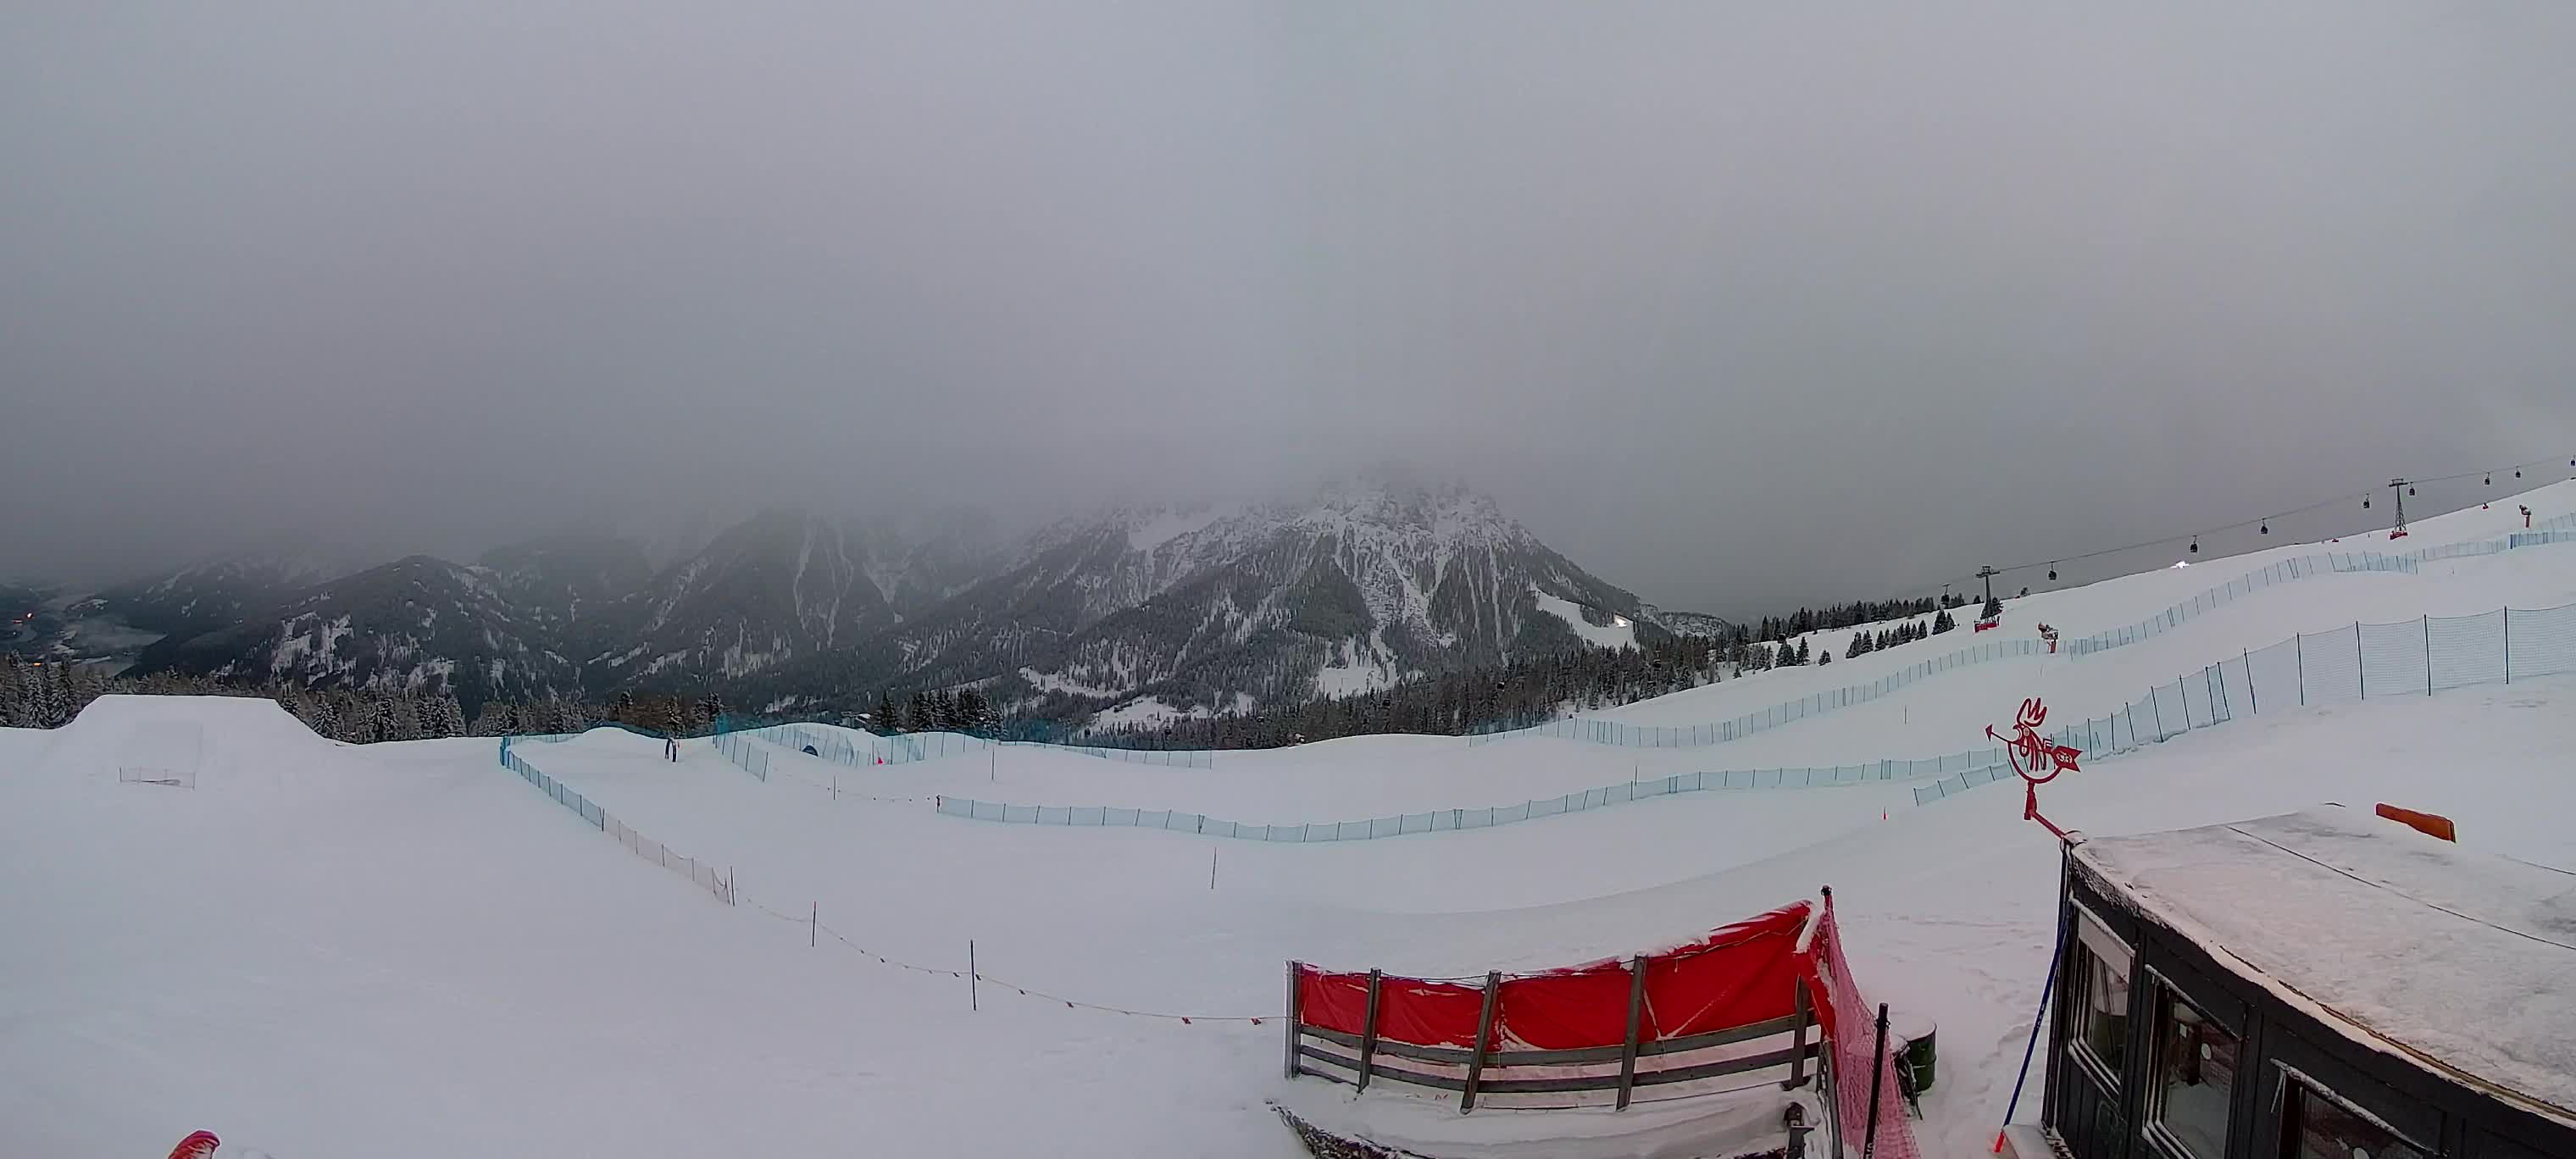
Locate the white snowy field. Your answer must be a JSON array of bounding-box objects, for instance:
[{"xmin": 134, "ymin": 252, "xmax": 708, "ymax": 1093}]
[{"xmin": 8, "ymin": 482, "xmax": 2576, "ymax": 1158}]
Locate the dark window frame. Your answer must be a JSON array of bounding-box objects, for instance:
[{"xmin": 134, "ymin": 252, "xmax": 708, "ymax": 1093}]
[
  {"xmin": 2257, "ymin": 1023, "xmax": 2445, "ymax": 1153},
  {"xmin": 2068, "ymin": 902, "xmax": 2135, "ymax": 1095},
  {"xmin": 2274, "ymin": 1067, "xmax": 2438, "ymax": 1159},
  {"xmin": 2140, "ymin": 974, "xmax": 2242, "ymax": 1159}
]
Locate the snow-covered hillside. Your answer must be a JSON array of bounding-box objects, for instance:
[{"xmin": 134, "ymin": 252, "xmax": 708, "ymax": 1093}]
[{"xmin": 10, "ymin": 480, "xmax": 2576, "ymax": 1157}]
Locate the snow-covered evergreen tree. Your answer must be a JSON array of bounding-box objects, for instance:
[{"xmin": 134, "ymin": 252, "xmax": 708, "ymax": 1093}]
[
  {"xmin": 18, "ymin": 660, "xmax": 47, "ymax": 726},
  {"xmin": 346, "ymin": 692, "xmax": 381, "ymax": 742},
  {"xmin": 0, "ymin": 658, "xmax": 23, "ymax": 727},
  {"xmin": 3, "ymin": 658, "xmax": 41, "ymax": 727},
  {"xmin": 39, "ymin": 663, "xmax": 73, "ymax": 727},
  {"xmin": 311, "ymin": 692, "xmax": 342, "ymax": 740},
  {"xmin": 383, "ymin": 691, "xmax": 422, "ymax": 742},
  {"xmin": 432, "ymin": 693, "xmax": 466, "ymax": 738}
]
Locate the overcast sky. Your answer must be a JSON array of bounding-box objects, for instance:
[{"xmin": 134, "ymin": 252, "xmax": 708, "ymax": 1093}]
[{"xmin": 7, "ymin": 3, "xmax": 2575, "ymax": 616}]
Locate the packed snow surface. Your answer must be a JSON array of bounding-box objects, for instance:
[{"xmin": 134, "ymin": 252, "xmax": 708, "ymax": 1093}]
[{"xmin": 8, "ymin": 481, "xmax": 2576, "ymax": 1157}]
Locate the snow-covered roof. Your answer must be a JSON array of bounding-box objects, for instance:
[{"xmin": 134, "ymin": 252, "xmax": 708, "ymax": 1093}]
[{"xmin": 2074, "ymin": 805, "xmax": 2576, "ymax": 1125}]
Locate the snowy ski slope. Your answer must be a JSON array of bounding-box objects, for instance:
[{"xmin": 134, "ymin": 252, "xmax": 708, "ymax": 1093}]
[{"xmin": 8, "ymin": 481, "xmax": 2576, "ymax": 1157}]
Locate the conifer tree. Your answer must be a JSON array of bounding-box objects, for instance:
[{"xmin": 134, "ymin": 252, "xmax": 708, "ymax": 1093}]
[
  {"xmin": 38, "ymin": 663, "xmax": 70, "ymax": 727},
  {"xmin": 0, "ymin": 657, "xmax": 25, "ymax": 727},
  {"xmin": 427, "ymin": 693, "xmax": 464, "ymax": 739},
  {"xmin": 384, "ymin": 691, "xmax": 421, "ymax": 742},
  {"xmin": 342, "ymin": 691, "xmax": 379, "ymax": 742}
]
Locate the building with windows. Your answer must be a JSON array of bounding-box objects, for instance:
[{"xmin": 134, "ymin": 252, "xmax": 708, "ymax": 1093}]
[{"xmin": 2035, "ymin": 804, "xmax": 2576, "ymax": 1159}]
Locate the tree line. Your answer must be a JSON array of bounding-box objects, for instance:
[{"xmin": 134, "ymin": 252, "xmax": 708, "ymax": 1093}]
[
  {"xmin": 1094, "ymin": 588, "xmax": 2026, "ymax": 750},
  {"xmin": 1096, "ymin": 629, "xmax": 1757, "ymax": 750},
  {"xmin": 872, "ymin": 686, "xmax": 994, "ymax": 735},
  {"xmin": 0, "ymin": 657, "xmax": 740, "ymax": 744},
  {"xmin": 1746, "ymin": 593, "xmax": 1969, "ymax": 645},
  {"xmin": 8, "ymin": 587, "xmax": 2023, "ymax": 753}
]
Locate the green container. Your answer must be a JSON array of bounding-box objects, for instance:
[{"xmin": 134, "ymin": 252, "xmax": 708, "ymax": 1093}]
[{"xmin": 1891, "ymin": 1013, "xmax": 1937, "ymax": 1092}]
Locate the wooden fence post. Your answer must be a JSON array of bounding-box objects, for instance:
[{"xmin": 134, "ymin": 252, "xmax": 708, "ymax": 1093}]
[
  {"xmin": 1357, "ymin": 969, "xmax": 1384, "ymax": 1092},
  {"xmin": 1863, "ymin": 1003, "xmax": 1891, "ymax": 1159},
  {"xmin": 1283, "ymin": 962, "xmax": 1303, "ymax": 1079},
  {"xmin": 1615, "ymin": 954, "xmax": 1648, "ymax": 1109},
  {"xmin": 1461, "ymin": 970, "xmax": 1502, "ymax": 1113},
  {"xmin": 1785, "ymin": 977, "xmax": 1812, "ymax": 1090}
]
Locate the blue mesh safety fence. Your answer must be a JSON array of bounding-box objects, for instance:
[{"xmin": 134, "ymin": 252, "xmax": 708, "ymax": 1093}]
[
  {"xmin": 713, "ymin": 721, "xmax": 1217, "ymax": 770},
  {"xmin": 497, "ymin": 736, "xmax": 736, "ymax": 903},
  {"xmin": 935, "ymin": 746, "xmax": 2014, "ymax": 841},
  {"xmin": 1471, "ymin": 523, "xmax": 2576, "ymax": 751},
  {"xmin": 1913, "ymin": 596, "xmax": 2576, "ymax": 807}
]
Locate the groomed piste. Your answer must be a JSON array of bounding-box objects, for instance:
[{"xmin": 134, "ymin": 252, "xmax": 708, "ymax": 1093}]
[{"xmin": 10, "ymin": 481, "xmax": 2576, "ymax": 1157}]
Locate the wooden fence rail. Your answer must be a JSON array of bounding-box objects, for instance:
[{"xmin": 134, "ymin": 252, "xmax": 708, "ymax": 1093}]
[{"xmin": 1286, "ymin": 957, "xmax": 1816, "ymax": 1112}]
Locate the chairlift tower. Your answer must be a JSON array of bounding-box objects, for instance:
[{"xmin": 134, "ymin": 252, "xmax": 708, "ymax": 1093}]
[
  {"xmin": 1975, "ymin": 565, "xmax": 1999, "ymax": 606},
  {"xmin": 2389, "ymin": 478, "xmax": 2411, "ymax": 540}
]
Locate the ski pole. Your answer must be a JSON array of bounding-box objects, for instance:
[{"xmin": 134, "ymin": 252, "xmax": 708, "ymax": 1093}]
[{"xmin": 1993, "ymin": 900, "xmax": 2072, "ymax": 1151}]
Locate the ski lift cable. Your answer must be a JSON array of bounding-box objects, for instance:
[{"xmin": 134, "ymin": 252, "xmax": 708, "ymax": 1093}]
[{"xmin": 1908, "ymin": 456, "xmax": 2569, "ymax": 594}]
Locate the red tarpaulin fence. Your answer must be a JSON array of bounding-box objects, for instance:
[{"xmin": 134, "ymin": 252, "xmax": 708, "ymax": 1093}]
[
  {"xmin": 1296, "ymin": 902, "xmax": 1811, "ymax": 1049},
  {"xmin": 1291, "ymin": 894, "xmax": 1922, "ymax": 1158}
]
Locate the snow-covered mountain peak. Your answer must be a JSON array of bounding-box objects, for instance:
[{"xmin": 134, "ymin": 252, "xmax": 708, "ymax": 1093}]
[{"xmin": 111, "ymin": 475, "xmax": 1671, "ymax": 730}]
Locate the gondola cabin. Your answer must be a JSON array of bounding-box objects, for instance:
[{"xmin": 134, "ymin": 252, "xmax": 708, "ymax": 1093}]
[{"xmin": 2035, "ymin": 805, "xmax": 2576, "ymax": 1159}]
